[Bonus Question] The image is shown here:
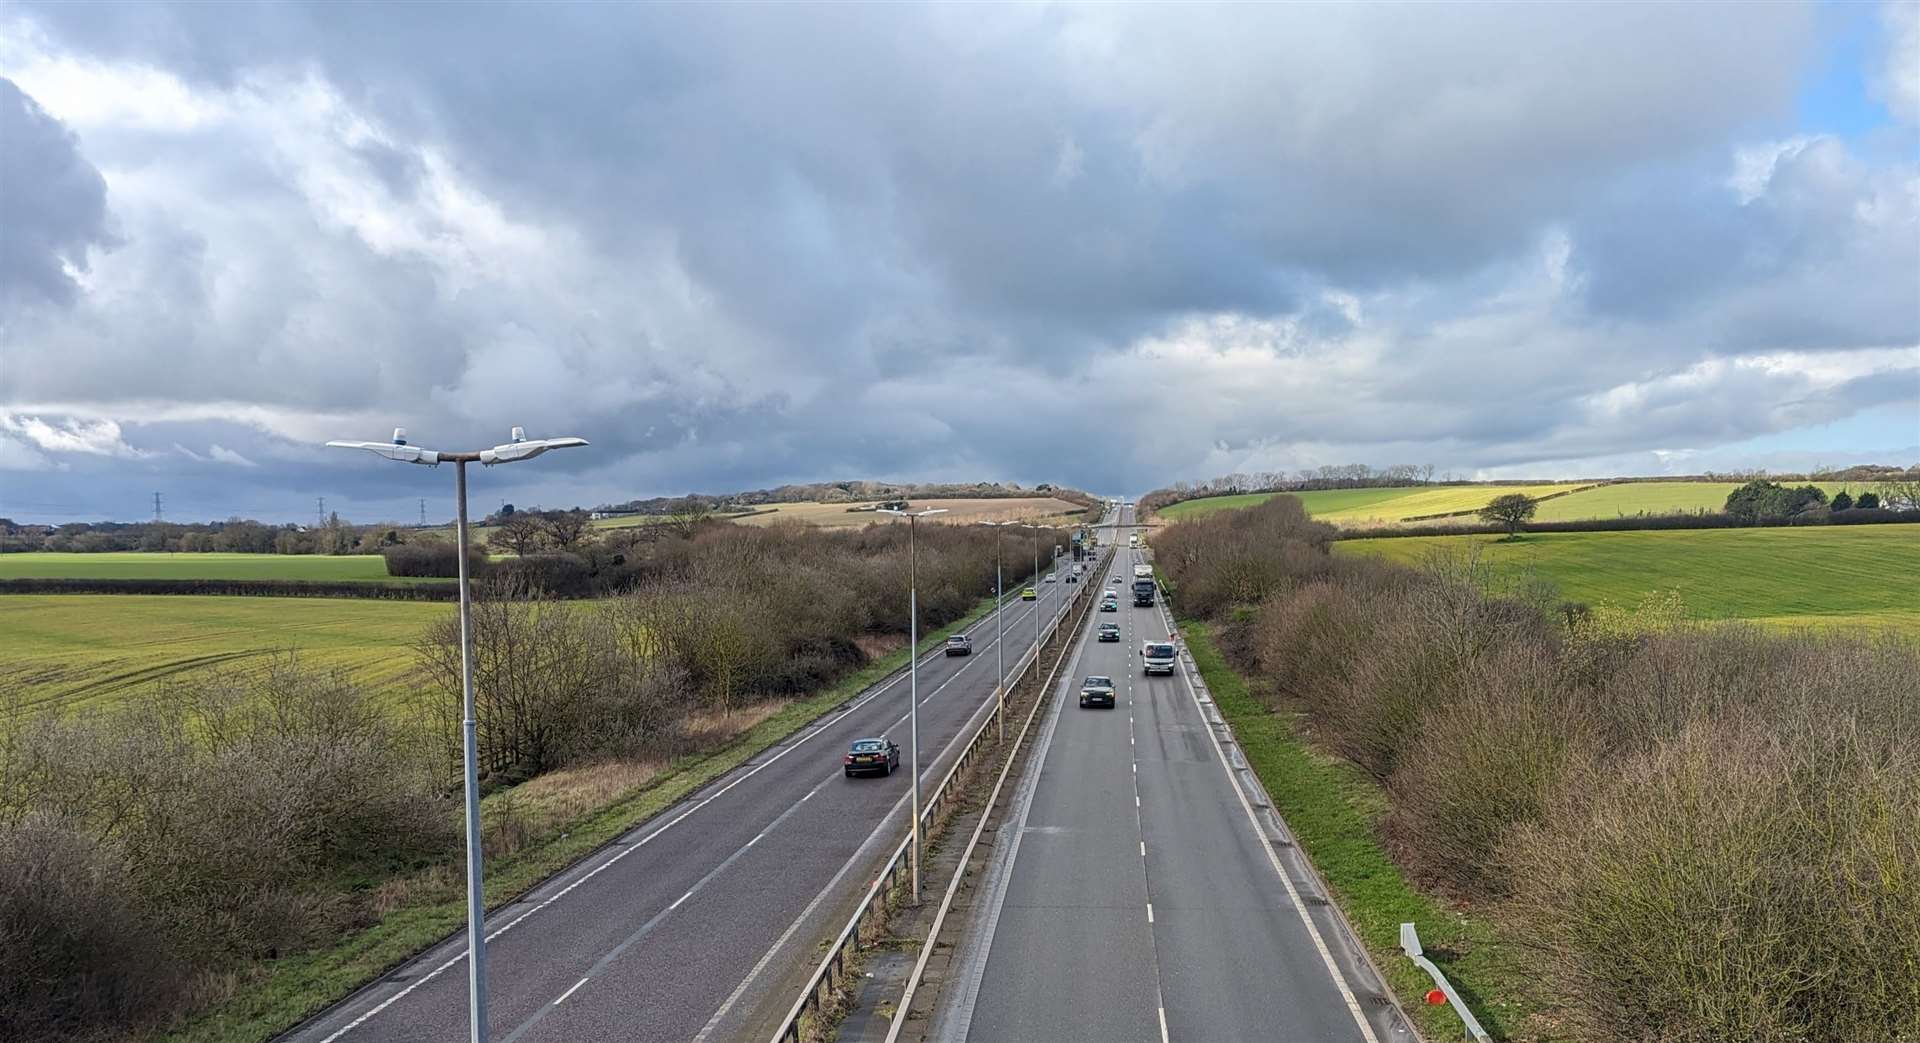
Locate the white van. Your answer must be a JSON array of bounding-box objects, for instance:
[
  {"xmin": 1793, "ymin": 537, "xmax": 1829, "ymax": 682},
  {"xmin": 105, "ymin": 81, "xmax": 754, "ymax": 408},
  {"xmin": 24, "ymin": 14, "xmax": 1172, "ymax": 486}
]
[
  {"xmin": 1141, "ymin": 640, "xmax": 1176, "ymax": 676},
  {"xmin": 1128, "ymin": 533, "xmax": 1140, "ymax": 548}
]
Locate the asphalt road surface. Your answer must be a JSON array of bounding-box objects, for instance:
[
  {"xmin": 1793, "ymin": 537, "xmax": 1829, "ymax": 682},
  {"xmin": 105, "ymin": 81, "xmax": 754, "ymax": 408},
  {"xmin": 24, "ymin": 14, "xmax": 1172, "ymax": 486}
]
[
  {"xmin": 284, "ymin": 519, "xmax": 1110, "ymax": 1043},
  {"xmin": 931, "ymin": 512, "xmax": 1404, "ymax": 1043}
]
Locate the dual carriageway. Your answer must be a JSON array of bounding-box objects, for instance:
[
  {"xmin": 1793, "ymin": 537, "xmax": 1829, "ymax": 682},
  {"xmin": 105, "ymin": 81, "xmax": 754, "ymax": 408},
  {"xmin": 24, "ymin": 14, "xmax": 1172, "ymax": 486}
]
[{"xmin": 287, "ymin": 505, "xmax": 1402, "ymax": 1043}]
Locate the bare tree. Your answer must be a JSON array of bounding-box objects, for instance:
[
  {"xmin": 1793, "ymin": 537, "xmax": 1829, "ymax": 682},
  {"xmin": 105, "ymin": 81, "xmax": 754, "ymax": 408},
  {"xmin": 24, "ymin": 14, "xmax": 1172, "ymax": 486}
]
[
  {"xmin": 487, "ymin": 512, "xmax": 547, "ymax": 556},
  {"xmin": 662, "ymin": 501, "xmax": 715, "ymax": 539},
  {"xmin": 1876, "ymin": 476, "xmax": 1920, "ymax": 511},
  {"xmin": 537, "ymin": 509, "xmax": 595, "ymax": 550}
]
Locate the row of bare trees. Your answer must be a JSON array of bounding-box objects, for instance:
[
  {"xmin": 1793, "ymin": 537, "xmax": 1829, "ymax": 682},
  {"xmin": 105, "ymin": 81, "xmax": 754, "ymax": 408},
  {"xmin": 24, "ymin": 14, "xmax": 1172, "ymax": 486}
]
[
  {"xmin": 422, "ymin": 518, "xmax": 1065, "ymax": 782},
  {"xmin": 1156, "ymin": 496, "xmax": 1919, "ymax": 1043}
]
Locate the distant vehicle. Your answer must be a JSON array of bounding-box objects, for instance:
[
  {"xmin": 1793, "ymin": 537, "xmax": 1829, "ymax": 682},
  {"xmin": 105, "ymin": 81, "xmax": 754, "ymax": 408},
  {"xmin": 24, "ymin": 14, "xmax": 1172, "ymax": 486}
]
[
  {"xmin": 1021, "ymin": 587, "xmax": 1037, "ymax": 601},
  {"xmin": 1098, "ymin": 622, "xmax": 1121, "ymax": 642},
  {"xmin": 946, "ymin": 635, "xmax": 972, "ymax": 656},
  {"xmin": 1079, "ymin": 675, "xmax": 1116, "ymax": 709},
  {"xmin": 1141, "ymin": 641, "xmax": 1177, "ymax": 676},
  {"xmin": 1104, "ymin": 588, "xmax": 1120, "ymax": 602},
  {"xmin": 1066, "ymin": 573, "xmax": 1077, "ymax": 583},
  {"xmin": 1132, "ymin": 577, "xmax": 1157, "ymax": 607},
  {"xmin": 844, "ymin": 738, "xmax": 900, "ymax": 777},
  {"xmin": 1100, "ymin": 596, "xmax": 1119, "ymax": 612},
  {"xmin": 1045, "ymin": 573, "xmax": 1057, "ymax": 583},
  {"xmin": 1129, "ymin": 533, "xmax": 1140, "ymax": 548},
  {"xmin": 1133, "ymin": 564, "xmax": 1153, "ymax": 581}
]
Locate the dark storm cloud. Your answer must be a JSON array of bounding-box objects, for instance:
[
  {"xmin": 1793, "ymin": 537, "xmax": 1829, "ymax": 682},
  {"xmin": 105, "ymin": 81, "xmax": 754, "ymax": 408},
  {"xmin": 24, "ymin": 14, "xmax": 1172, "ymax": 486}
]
[
  {"xmin": 1, "ymin": 2, "xmax": 1916, "ymax": 520},
  {"xmin": 0, "ymin": 77, "xmax": 114, "ymax": 306}
]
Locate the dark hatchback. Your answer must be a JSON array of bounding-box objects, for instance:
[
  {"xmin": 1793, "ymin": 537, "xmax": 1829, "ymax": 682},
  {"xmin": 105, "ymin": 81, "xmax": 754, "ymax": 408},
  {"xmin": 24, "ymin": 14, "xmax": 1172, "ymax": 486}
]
[
  {"xmin": 844, "ymin": 738, "xmax": 900, "ymax": 778},
  {"xmin": 1097, "ymin": 622, "xmax": 1121, "ymax": 642}
]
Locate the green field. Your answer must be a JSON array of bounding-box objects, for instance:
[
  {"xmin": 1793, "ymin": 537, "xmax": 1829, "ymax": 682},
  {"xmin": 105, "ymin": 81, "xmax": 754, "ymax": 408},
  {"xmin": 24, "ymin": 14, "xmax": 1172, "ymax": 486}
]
[
  {"xmin": 1338, "ymin": 525, "xmax": 1920, "ymax": 632},
  {"xmin": 1158, "ymin": 487, "xmax": 1421, "ymax": 520},
  {"xmin": 0, "ymin": 595, "xmax": 451, "ymax": 715},
  {"xmin": 1529, "ymin": 481, "xmax": 1864, "ymax": 522},
  {"xmin": 1159, "ymin": 484, "xmax": 1588, "ymax": 525},
  {"xmin": 1161, "ymin": 480, "xmax": 1877, "ymax": 527},
  {"xmin": 0, "ymin": 552, "xmax": 444, "ymax": 584}
]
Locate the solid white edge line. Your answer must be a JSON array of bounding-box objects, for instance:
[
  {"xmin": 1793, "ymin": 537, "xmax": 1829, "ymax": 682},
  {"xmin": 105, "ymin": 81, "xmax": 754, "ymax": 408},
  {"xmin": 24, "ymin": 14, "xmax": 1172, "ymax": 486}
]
[
  {"xmin": 331, "ymin": 586, "xmax": 1062, "ymax": 1036},
  {"xmin": 554, "ymin": 977, "xmax": 589, "ymax": 1005},
  {"xmin": 1158, "ymin": 598, "xmax": 1383, "ymax": 1043},
  {"xmin": 1159, "ymin": 1004, "xmax": 1171, "ymax": 1043}
]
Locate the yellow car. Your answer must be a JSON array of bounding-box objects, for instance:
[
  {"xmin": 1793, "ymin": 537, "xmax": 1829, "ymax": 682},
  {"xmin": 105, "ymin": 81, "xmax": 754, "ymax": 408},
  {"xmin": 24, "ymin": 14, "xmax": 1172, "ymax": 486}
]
[{"xmin": 1021, "ymin": 587, "xmax": 1037, "ymax": 601}]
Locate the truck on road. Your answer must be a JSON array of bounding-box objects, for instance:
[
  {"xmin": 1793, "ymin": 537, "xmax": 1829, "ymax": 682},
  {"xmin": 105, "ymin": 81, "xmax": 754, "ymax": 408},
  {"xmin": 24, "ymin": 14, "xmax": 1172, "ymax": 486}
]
[
  {"xmin": 1141, "ymin": 640, "xmax": 1176, "ymax": 676},
  {"xmin": 1132, "ymin": 577, "xmax": 1156, "ymax": 607},
  {"xmin": 1133, "ymin": 563, "xmax": 1152, "ymax": 581}
]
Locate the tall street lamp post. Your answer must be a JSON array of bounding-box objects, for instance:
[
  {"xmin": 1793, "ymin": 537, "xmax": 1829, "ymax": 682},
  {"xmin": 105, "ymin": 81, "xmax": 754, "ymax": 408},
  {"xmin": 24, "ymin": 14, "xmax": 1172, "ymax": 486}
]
[
  {"xmin": 326, "ymin": 426, "xmax": 587, "ymax": 1043},
  {"xmin": 879, "ymin": 505, "xmax": 946, "ymax": 904},
  {"xmin": 993, "ymin": 533, "xmax": 1004, "ymax": 744}
]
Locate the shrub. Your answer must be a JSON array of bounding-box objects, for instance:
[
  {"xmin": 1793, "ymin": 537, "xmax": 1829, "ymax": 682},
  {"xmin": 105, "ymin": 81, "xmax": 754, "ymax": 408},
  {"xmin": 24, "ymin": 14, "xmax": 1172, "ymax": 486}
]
[
  {"xmin": 382, "ymin": 541, "xmax": 489, "ymax": 579},
  {"xmin": 0, "ymin": 816, "xmax": 185, "ymax": 1040},
  {"xmin": 1508, "ymin": 716, "xmax": 1920, "ymax": 1043},
  {"xmin": 0, "ymin": 662, "xmax": 456, "ymax": 1039},
  {"xmin": 486, "ymin": 551, "xmax": 594, "ymax": 597},
  {"xmin": 1322, "ymin": 556, "xmax": 1553, "ymax": 779},
  {"xmin": 1382, "ymin": 643, "xmax": 1591, "ymax": 898},
  {"xmin": 1156, "ymin": 498, "xmax": 1920, "ymax": 1041},
  {"xmin": 1725, "ymin": 479, "xmax": 1828, "ymax": 522}
]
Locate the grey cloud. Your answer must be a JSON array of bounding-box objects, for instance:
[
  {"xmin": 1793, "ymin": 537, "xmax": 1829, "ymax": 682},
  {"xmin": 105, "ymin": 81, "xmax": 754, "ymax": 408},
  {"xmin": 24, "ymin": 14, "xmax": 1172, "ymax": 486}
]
[
  {"xmin": 1572, "ymin": 139, "xmax": 1920, "ymax": 350},
  {"xmin": 1, "ymin": 2, "xmax": 1915, "ymax": 520},
  {"xmin": 0, "ymin": 78, "xmax": 115, "ymax": 307}
]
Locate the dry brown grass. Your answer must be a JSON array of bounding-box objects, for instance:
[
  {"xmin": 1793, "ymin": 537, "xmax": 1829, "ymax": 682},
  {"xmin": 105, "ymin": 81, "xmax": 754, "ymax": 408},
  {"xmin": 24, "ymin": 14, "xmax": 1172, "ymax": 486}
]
[{"xmin": 682, "ymin": 702, "xmax": 784, "ymax": 745}]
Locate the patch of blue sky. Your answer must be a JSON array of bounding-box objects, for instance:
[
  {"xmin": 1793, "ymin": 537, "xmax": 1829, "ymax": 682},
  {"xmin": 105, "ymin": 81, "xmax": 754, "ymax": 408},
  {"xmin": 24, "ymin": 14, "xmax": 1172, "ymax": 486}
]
[{"xmin": 1797, "ymin": 1, "xmax": 1895, "ymax": 138}]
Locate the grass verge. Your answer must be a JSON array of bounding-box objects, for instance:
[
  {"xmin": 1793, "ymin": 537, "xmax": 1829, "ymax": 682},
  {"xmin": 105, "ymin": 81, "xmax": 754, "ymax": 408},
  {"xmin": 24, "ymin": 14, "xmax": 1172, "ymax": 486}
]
[
  {"xmin": 164, "ymin": 591, "xmax": 1019, "ymax": 1043},
  {"xmin": 1179, "ymin": 620, "xmax": 1558, "ymax": 1042}
]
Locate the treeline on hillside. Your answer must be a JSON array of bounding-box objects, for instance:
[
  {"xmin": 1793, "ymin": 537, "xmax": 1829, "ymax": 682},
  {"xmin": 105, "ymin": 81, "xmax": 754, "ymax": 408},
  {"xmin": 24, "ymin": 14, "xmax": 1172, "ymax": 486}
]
[
  {"xmin": 1155, "ymin": 498, "xmax": 1919, "ymax": 1043},
  {"xmin": 1138, "ymin": 463, "xmax": 1920, "ymax": 518},
  {"xmin": 0, "ymin": 514, "xmax": 410, "ymax": 555},
  {"xmin": 1336, "ymin": 504, "xmax": 1920, "ymax": 541},
  {"xmin": 595, "ymin": 479, "xmax": 1095, "ymax": 515},
  {"xmin": 0, "ymin": 518, "xmax": 1065, "ymax": 1040},
  {"xmin": 1138, "ymin": 464, "xmax": 1441, "ymax": 513}
]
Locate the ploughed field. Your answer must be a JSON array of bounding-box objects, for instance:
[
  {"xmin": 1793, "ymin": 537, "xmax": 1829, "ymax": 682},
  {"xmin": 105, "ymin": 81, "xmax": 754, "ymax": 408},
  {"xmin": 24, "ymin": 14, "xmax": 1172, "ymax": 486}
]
[
  {"xmin": 1161, "ymin": 480, "xmax": 1868, "ymax": 526},
  {"xmin": 1336, "ymin": 525, "xmax": 1920, "ymax": 633},
  {"xmin": 0, "ymin": 595, "xmax": 449, "ymax": 714},
  {"xmin": 0, "ymin": 551, "xmax": 446, "ymax": 583}
]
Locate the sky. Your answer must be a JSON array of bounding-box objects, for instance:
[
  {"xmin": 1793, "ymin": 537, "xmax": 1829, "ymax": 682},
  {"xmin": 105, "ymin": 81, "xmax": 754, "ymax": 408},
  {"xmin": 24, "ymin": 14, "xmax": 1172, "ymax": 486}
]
[{"xmin": 1, "ymin": 1, "xmax": 1917, "ymax": 524}]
